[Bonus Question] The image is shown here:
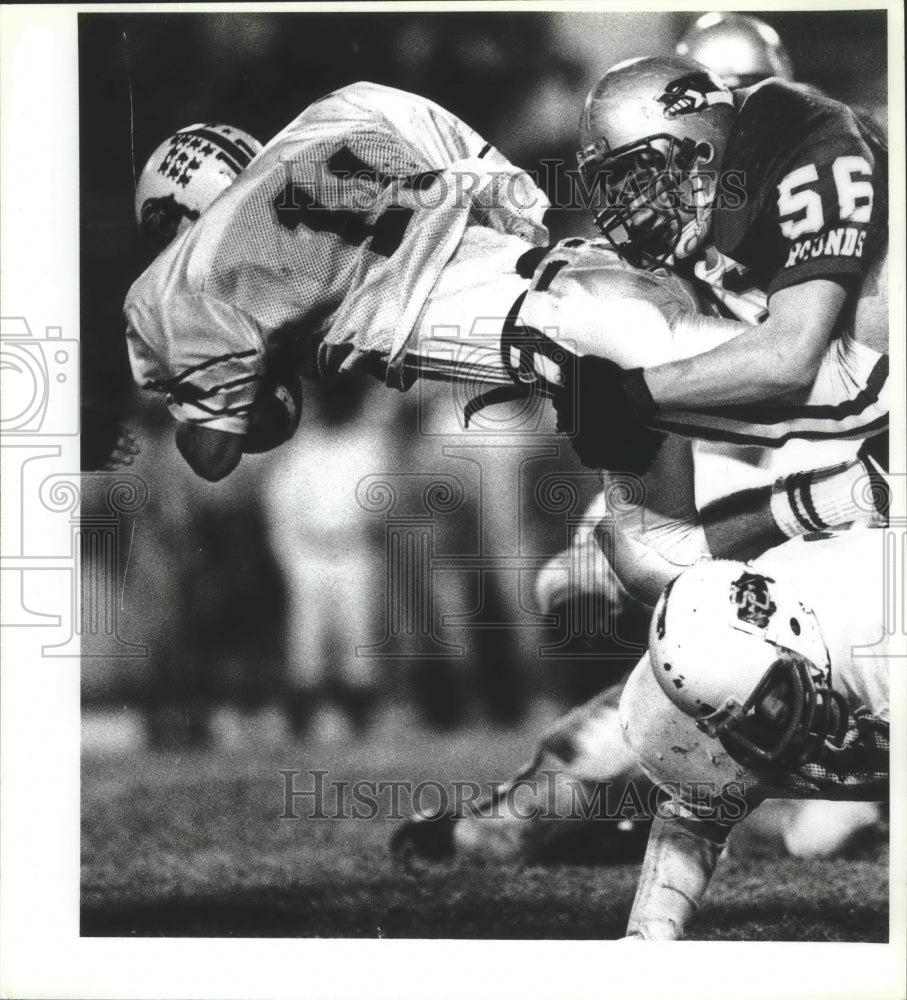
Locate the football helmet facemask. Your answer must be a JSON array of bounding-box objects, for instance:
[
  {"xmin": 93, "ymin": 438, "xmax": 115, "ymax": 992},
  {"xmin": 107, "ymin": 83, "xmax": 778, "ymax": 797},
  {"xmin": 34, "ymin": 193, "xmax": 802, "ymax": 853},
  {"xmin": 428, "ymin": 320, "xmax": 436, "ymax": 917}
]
[
  {"xmin": 577, "ymin": 57, "xmax": 735, "ymax": 269},
  {"xmin": 134, "ymin": 123, "xmax": 261, "ymax": 251},
  {"xmin": 676, "ymin": 13, "xmax": 794, "ymax": 90},
  {"xmin": 649, "ymin": 560, "xmax": 849, "ymax": 771}
]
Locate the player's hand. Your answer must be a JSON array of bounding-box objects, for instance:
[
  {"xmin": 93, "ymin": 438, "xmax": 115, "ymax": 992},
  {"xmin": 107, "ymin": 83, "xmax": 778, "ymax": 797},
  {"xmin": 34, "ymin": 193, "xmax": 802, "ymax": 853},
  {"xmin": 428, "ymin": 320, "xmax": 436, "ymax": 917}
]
[
  {"xmin": 81, "ymin": 405, "xmax": 137, "ymax": 472},
  {"xmin": 552, "ymin": 356, "xmax": 665, "ymax": 475},
  {"xmin": 103, "ymin": 427, "xmax": 141, "ymax": 470}
]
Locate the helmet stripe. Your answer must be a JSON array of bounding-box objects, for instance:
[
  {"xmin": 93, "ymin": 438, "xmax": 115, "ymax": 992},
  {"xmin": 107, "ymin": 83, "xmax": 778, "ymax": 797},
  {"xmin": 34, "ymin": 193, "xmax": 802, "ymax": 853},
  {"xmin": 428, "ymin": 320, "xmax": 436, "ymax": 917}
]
[{"xmin": 181, "ymin": 127, "xmax": 255, "ymax": 173}]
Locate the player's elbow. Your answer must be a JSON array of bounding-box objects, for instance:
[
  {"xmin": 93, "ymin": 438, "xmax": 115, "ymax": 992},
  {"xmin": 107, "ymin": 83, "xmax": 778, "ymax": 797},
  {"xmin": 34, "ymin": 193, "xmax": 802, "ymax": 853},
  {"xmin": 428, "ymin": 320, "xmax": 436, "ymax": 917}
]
[
  {"xmin": 175, "ymin": 424, "xmax": 243, "ymax": 481},
  {"xmin": 757, "ymin": 322, "xmax": 826, "ymax": 395},
  {"xmin": 765, "ymin": 353, "xmax": 821, "ymax": 394},
  {"xmin": 761, "ymin": 279, "xmax": 844, "ymax": 394}
]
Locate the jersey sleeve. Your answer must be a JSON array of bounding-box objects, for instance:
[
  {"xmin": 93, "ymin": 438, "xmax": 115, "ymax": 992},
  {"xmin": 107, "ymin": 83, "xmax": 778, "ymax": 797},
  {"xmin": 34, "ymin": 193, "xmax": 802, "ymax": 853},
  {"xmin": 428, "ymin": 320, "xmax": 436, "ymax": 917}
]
[
  {"xmin": 125, "ymin": 292, "xmax": 266, "ymax": 434},
  {"xmin": 767, "ymin": 115, "xmax": 881, "ymax": 297}
]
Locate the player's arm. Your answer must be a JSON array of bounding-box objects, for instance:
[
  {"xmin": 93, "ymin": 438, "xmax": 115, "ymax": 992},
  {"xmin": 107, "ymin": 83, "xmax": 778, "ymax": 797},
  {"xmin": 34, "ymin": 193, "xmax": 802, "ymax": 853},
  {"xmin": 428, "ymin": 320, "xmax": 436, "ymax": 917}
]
[
  {"xmin": 642, "ymin": 278, "xmax": 846, "ymax": 408},
  {"xmin": 624, "ymin": 813, "xmax": 730, "ymax": 940},
  {"xmin": 702, "ymin": 440, "xmax": 888, "ymax": 560},
  {"xmin": 126, "ymin": 294, "xmax": 304, "ymax": 480},
  {"xmin": 600, "ymin": 444, "xmax": 887, "ymax": 608},
  {"xmin": 644, "ymin": 120, "xmax": 882, "ymax": 409}
]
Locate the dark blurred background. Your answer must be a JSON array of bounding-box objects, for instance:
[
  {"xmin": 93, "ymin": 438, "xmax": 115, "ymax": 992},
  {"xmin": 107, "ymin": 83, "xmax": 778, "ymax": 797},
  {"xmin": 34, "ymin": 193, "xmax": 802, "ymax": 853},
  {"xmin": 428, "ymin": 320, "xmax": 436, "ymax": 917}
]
[{"xmin": 79, "ymin": 10, "xmax": 887, "ymax": 752}]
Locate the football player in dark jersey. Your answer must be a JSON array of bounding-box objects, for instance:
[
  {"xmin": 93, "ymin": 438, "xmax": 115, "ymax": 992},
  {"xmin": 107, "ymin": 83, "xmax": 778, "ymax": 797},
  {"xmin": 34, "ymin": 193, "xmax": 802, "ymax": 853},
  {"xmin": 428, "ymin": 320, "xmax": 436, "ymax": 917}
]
[
  {"xmin": 391, "ymin": 45, "xmax": 890, "ymax": 869},
  {"xmin": 564, "ymin": 55, "xmax": 888, "ymax": 472}
]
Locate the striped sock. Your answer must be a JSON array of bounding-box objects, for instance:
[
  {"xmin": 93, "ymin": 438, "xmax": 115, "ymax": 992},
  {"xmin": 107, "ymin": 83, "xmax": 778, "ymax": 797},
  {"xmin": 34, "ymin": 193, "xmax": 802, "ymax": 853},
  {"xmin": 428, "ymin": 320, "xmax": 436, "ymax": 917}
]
[{"xmin": 770, "ymin": 458, "xmax": 886, "ymax": 538}]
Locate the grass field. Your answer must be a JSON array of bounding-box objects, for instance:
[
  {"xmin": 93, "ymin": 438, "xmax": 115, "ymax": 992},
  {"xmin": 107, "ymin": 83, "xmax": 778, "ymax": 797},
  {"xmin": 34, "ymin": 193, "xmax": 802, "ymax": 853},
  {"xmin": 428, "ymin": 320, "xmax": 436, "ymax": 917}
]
[{"xmin": 81, "ymin": 715, "xmax": 888, "ymax": 941}]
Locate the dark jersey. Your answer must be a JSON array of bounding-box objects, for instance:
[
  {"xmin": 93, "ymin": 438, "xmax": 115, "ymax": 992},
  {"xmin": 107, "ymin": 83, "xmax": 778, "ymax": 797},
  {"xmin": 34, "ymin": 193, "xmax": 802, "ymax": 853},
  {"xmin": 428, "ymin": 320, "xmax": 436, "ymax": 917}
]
[{"xmin": 711, "ymin": 79, "xmax": 887, "ymax": 298}]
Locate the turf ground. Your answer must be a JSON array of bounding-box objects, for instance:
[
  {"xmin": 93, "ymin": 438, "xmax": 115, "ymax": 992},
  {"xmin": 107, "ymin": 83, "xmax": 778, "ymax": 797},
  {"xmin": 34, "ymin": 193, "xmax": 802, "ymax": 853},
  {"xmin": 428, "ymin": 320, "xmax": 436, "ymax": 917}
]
[{"xmin": 81, "ymin": 715, "xmax": 888, "ymax": 941}]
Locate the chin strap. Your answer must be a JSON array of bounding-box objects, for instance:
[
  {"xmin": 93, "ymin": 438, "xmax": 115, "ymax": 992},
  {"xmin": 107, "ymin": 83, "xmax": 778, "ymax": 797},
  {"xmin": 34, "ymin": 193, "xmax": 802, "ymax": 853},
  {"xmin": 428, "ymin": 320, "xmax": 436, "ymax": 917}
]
[
  {"xmin": 462, "ymin": 383, "xmax": 532, "ymax": 427},
  {"xmin": 462, "ymin": 290, "xmax": 568, "ymax": 427}
]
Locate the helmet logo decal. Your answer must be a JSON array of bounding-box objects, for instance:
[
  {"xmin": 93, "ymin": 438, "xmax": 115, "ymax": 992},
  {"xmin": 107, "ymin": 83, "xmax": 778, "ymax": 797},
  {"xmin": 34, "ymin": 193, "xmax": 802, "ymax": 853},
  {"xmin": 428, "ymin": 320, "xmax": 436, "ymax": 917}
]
[
  {"xmin": 156, "ymin": 127, "xmax": 255, "ymax": 188},
  {"xmin": 657, "ymin": 72, "xmax": 733, "ymax": 117},
  {"xmin": 729, "ymin": 572, "xmax": 777, "ymax": 630},
  {"xmin": 139, "ymin": 195, "xmax": 200, "ymax": 242},
  {"xmin": 158, "ymin": 136, "xmax": 205, "ymax": 188}
]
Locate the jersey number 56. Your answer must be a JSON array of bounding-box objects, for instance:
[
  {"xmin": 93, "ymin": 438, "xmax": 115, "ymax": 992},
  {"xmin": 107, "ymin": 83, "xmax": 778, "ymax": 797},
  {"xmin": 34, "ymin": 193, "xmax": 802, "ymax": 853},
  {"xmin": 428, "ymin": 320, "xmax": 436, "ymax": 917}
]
[{"xmin": 777, "ymin": 156, "xmax": 874, "ymax": 240}]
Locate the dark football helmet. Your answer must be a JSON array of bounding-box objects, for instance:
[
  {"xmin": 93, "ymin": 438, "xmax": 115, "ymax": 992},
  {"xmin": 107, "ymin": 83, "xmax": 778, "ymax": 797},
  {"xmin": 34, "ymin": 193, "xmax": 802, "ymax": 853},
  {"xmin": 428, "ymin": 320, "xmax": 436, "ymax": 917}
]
[{"xmin": 577, "ymin": 56, "xmax": 735, "ymax": 268}]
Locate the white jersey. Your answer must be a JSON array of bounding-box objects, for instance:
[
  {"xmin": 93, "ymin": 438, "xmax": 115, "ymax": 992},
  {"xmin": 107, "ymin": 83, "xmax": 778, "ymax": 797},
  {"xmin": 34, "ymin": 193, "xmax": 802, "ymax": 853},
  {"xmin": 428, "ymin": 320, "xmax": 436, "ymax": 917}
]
[
  {"xmin": 516, "ymin": 239, "xmax": 888, "ymax": 449},
  {"xmin": 124, "ymin": 82, "xmax": 548, "ymax": 432},
  {"xmin": 620, "ymin": 529, "xmax": 889, "ymax": 805}
]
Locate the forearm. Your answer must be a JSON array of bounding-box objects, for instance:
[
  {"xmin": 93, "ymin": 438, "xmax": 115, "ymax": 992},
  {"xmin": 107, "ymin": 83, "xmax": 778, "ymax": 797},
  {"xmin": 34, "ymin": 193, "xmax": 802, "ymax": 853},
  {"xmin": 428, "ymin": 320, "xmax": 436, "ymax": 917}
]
[
  {"xmin": 702, "ymin": 486, "xmax": 786, "ymax": 561},
  {"xmin": 644, "ymin": 279, "xmax": 846, "ymax": 411},
  {"xmin": 645, "ymin": 319, "xmax": 807, "ymax": 410},
  {"xmin": 608, "ymin": 454, "xmax": 882, "ymax": 605},
  {"xmin": 625, "ymin": 814, "xmax": 727, "ymax": 940},
  {"xmin": 703, "ymin": 454, "xmax": 884, "ymax": 559}
]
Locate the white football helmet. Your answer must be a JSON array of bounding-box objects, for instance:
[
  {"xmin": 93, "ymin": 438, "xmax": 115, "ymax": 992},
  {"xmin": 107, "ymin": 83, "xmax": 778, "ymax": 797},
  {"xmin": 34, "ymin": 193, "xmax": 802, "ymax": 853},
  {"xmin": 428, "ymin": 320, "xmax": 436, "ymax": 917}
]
[
  {"xmin": 577, "ymin": 56, "xmax": 735, "ymax": 268},
  {"xmin": 649, "ymin": 560, "xmax": 849, "ymax": 771},
  {"xmin": 134, "ymin": 123, "xmax": 261, "ymax": 250},
  {"xmin": 676, "ymin": 13, "xmax": 794, "ymax": 90}
]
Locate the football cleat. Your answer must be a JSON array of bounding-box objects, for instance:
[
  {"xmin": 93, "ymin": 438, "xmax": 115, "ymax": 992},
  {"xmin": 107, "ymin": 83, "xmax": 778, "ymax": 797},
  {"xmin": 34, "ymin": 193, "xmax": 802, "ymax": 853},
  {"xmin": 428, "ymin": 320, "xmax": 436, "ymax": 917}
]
[{"xmin": 390, "ymin": 809, "xmax": 459, "ymax": 863}]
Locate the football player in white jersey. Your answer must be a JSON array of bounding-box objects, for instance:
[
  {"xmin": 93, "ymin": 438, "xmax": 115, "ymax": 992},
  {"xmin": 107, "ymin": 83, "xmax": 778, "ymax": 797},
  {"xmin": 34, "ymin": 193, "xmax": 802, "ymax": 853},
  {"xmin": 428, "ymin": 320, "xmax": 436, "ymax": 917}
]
[
  {"xmin": 391, "ymin": 464, "xmax": 886, "ymax": 865},
  {"xmin": 125, "ymin": 82, "xmax": 548, "ymax": 480},
  {"xmin": 619, "ymin": 528, "xmax": 889, "ymax": 939}
]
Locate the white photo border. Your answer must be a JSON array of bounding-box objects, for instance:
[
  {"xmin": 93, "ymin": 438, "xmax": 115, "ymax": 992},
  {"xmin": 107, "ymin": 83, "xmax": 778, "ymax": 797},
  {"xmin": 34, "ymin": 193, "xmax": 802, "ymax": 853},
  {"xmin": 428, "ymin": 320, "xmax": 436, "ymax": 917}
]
[{"xmin": 1, "ymin": 3, "xmax": 904, "ymax": 998}]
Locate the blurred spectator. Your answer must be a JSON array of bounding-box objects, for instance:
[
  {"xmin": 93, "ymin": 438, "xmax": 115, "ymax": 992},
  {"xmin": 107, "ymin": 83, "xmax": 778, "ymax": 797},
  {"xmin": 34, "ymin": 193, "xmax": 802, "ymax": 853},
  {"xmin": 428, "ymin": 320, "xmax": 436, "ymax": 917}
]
[
  {"xmin": 263, "ymin": 378, "xmax": 392, "ymax": 738},
  {"xmin": 397, "ymin": 384, "xmax": 534, "ymax": 728},
  {"xmin": 83, "ymin": 398, "xmax": 289, "ymax": 748}
]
